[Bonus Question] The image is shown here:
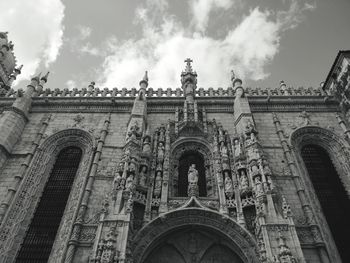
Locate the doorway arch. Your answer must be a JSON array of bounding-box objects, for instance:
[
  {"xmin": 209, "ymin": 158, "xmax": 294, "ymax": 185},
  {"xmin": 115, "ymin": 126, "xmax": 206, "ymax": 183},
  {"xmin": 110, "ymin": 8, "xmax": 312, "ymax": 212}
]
[
  {"xmin": 132, "ymin": 208, "xmax": 259, "ymax": 263},
  {"xmin": 300, "ymin": 144, "xmax": 350, "ymax": 262},
  {"xmin": 290, "ymin": 126, "xmax": 350, "ymax": 263}
]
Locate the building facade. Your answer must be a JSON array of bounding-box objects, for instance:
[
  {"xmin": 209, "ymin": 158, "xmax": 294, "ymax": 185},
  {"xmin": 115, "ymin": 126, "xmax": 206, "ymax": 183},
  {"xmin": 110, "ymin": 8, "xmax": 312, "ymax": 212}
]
[{"xmin": 0, "ymin": 32, "xmax": 349, "ymax": 263}]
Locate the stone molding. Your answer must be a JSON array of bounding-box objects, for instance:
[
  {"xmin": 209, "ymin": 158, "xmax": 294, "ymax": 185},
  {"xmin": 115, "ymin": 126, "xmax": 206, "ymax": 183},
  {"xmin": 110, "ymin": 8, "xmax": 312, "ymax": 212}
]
[
  {"xmin": 132, "ymin": 208, "xmax": 259, "ymax": 263},
  {"xmin": 0, "ymin": 128, "xmax": 95, "ymax": 263}
]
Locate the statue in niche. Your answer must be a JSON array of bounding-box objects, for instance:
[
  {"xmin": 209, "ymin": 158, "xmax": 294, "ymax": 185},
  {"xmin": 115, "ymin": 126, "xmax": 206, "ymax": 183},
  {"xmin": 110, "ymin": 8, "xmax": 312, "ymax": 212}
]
[
  {"xmin": 154, "ymin": 171, "xmax": 162, "ymax": 197},
  {"xmin": 240, "ymin": 170, "xmax": 249, "ymax": 190},
  {"xmin": 158, "ymin": 128, "xmax": 165, "ymax": 142},
  {"xmin": 113, "ymin": 172, "xmax": 123, "ymax": 191},
  {"xmin": 254, "ymin": 176, "xmax": 264, "ymax": 196},
  {"xmin": 188, "ymin": 164, "xmax": 199, "ymax": 197},
  {"xmin": 142, "ymin": 136, "xmax": 151, "ymax": 154},
  {"xmin": 263, "ymin": 163, "xmax": 272, "ymax": 176},
  {"xmin": 218, "ymin": 127, "xmax": 224, "ymax": 141},
  {"xmin": 220, "ymin": 142, "xmax": 228, "ymax": 158},
  {"xmin": 245, "ymin": 120, "xmax": 257, "ymax": 141},
  {"xmin": 139, "ymin": 166, "xmax": 147, "ymax": 187},
  {"xmin": 125, "ymin": 174, "xmax": 134, "ymax": 191},
  {"xmin": 157, "ymin": 142, "xmax": 165, "ymax": 163},
  {"xmin": 224, "ymin": 172, "xmax": 234, "ymax": 198},
  {"xmin": 128, "ymin": 160, "xmax": 136, "ymax": 174},
  {"xmin": 188, "ymin": 164, "xmax": 198, "ymax": 184},
  {"xmin": 251, "ymin": 163, "xmax": 259, "ymax": 176},
  {"xmin": 234, "ymin": 139, "xmax": 241, "ymax": 157}
]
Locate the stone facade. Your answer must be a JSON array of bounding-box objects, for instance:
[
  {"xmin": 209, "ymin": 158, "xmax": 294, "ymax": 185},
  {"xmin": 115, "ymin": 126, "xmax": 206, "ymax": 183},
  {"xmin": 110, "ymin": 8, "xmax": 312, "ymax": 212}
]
[{"xmin": 0, "ymin": 34, "xmax": 349, "ymax": 262}]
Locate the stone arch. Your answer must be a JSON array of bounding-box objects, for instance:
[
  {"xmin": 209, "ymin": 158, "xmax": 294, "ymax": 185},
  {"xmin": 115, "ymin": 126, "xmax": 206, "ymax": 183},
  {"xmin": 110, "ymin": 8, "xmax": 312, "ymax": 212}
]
[
  {"xmin": 290, "ymin": 126, "xmax": 350, "ymax": 197},
  {"xmin": 0, "ymin": 128, "xmax": 95, "ymax": 262},
  {"xmin": 132, "ymin": 208, "xmax": 259, "ymax": 263},
  {"xmin": 170, "ymin": 138, "xmax": 214, "ymax": 197},
  {"xmin": 290, "ymin": 125, "xmax": 350, "ymax": 262}
]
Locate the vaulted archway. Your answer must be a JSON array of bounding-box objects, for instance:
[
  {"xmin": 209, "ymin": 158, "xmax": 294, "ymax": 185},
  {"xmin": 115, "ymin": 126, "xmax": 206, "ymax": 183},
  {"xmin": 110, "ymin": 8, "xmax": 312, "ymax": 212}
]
[
  {"xmin": 144, "ymin": 227, "xmax": 244, "ymax": 263},
  {"xmin": 291, "ymin": 126, "xmax": 350, "ymax": 263},
  {"xmin": 16, "ymin": 146, "xmax": 83, "ymax": 262},
  {"xmin": 132, "ymin": 208, "xmax": 259, "ymax": 263},
  {"xmin": 0, "ymin": 129, "xmax": 95, "ymax": 262},
  {"xmin": 301, "ymin": 144, "xmax": 350, "ymax": 263}
]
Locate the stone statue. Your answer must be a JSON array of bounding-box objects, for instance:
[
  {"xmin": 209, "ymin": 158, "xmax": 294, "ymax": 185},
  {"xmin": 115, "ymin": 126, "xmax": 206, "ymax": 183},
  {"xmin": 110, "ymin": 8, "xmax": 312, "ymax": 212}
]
[
  {"xmin": 113, "ymin": 172, "xmax": 122, "ymax": 191},
  {"xmin": 254, "ymin": 176, "xmax": 264, "ymax": 196},
  {"xmin": 139, "ymin": 166, "xmax": 147, "ymax": 187},
  {"xmin": 125, "ymin": 174, "xmax": 134, "ymax": 191},
  {"xmin": 234, "ymin": 139, "xmax": 241, "ymax": 157},
  {"xmin": 240, "ymin": 170, "xmax": 249, "ymax": 189},
  {"xmin": 128, "ymin": 160, "xmax": 136, "ymax": 174},
  {"xmin": 188, "ymin": 164, "xmax": 198, "ymax": 184},
  {"xmin": 220, "ymin": 142, "xmax": 228, "ymax": 158},
  {"xmin": 154, "ymin": 171, "xmax": 162, "ymax": 197},
  {"xmin": 157, "ymin": 142, "xmax": 165, "ymax": 162},
  {"xmin": 188, "ymin": 164, "xmax": 199, "ymax": 197},
  {"xmin": 142, "ymin": 136, "xmax": 151, "ymax": 154},
  {"xmin": 263, "ymin": 164, "xmax": 272, "ymax": 176},
  {"xmin": 224, "ymin": 172, "xmax": 234, "ymax": 198}
]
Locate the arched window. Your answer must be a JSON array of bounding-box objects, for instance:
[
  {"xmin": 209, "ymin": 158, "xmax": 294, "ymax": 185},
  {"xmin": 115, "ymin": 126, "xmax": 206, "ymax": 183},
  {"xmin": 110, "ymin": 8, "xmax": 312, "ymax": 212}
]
[
  {"xmin": 178, "ymin": 151, "xmax": 207, "ymax": 197},
  {"xmin": 301, "ymin": 144, "xmax": 350, "ymax": 262},
  {"xmin": 16, "ymin": 147, "xmax": 82, "ymax": 262}
]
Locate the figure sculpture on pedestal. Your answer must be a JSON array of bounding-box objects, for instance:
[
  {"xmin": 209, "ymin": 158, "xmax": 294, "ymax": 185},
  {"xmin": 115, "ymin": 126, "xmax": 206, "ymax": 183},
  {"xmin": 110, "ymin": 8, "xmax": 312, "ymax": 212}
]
[
  {"xmin": 224, "ymin": 172, "xmax": 234, "ymax": 199},
  {"xmin": 187, "ymin": 164, "xmax": 199, "ymax": 197}
]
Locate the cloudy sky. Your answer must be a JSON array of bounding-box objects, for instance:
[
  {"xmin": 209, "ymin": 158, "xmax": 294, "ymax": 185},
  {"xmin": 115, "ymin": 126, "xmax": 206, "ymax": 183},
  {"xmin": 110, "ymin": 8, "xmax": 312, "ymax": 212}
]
[{"xmin": 1, "ymin": 0, "xmax": 349, "ymax": 90}]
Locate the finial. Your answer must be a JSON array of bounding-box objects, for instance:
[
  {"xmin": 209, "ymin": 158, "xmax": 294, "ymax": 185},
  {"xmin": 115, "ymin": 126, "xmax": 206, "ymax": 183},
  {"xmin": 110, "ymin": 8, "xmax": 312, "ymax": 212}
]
[
  {"xmin": 184, "ymin": 58, "xmax": 193, "ymax": 73},
  {"xmin": 280, "ymin": 80, "xmax": 286, "ymax": 89},
  {"xmin": 231, "ymin": 70, "xmax": 235, "ymax": 82},
  {"xmin": 139, "ymin": 70, "xmax": 149, "ymax": 87},
  {"xmin": 32, "ymin": 72, "xmax": 42, "ymax": 82},
  {"xmin": 88, "ymin": 81, "xmax": 95, "ymax": 88},
  {"xmin": 16, "ymin": 65, "xmax": 23, "ymax": 73},
  {"xmin": 41, "ymin": 71, "xmax": 50, "ymax": 83},
  {"xmin": 143, "ymin": 71, "xmax": 148, "ymax": 82}
]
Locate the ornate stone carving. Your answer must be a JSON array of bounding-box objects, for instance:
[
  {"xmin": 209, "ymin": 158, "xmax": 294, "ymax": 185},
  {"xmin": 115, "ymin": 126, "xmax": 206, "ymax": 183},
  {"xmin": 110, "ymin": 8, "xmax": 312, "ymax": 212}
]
[
  {"xmin": 0, "ymin": 129, "xmax": 95, "ymax": 262},
  {"xmin": 132, "ymin": 208, "xmax": 259, "ymax": 263}
]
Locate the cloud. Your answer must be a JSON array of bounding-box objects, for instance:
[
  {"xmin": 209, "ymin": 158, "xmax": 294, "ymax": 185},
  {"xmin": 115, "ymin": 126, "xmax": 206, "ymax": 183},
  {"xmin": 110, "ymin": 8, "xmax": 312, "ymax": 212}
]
[
  {"xmin": 69, "ymin": 25, "xmax": 102, "ymax": 57},
  {"xmin": 99, "ymin": 0, "xmax": 315, "ymax": 88},
  {"xmin": 0, "ymin": 0, "xmax": 65, "ymax": 85},
  {"xmin": 77, "ymin": 25, "xmax": 92, "ymax": 40},
  {"xmin": 190, "ymin": 0, "xmax": 234, "ymax": 33}
]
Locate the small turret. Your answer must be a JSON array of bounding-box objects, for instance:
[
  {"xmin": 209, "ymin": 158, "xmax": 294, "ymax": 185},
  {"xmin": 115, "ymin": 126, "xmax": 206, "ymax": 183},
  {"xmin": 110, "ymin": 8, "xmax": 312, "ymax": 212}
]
[
  {"xmin": 231, "ymin": 70, "xmax": 243, "ymax": 98},
  {"xmin": 138, "ymin": 71, "xmax": 148, "ymax": 100},
  {"xmin": 181, "ymin": 58, "xmax": 197, "ymax": 102}
]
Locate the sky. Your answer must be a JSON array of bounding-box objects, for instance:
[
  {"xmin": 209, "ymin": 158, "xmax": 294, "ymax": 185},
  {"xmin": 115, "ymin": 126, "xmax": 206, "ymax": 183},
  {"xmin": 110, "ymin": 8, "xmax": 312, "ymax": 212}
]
[{"xmin": 0, "ymin": 0, "xmax": 349, "ymax": 90}]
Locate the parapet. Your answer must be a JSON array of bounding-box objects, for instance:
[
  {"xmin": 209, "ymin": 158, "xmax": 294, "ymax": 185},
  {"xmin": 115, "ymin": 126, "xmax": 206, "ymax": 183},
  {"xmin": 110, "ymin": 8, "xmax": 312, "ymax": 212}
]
[{"xmin": 0, "ymin": 86, "xmax": 326, "ymax": 99}]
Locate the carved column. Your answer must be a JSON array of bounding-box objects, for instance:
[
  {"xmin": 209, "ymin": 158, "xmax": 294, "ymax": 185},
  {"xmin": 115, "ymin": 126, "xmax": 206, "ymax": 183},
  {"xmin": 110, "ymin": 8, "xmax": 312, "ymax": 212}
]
[
  {"xmin": 64, "ymin": 113, "xmax": 111, "ymax": 263},
  {"xmin": 159, "ymin": 121, "xmax": 171, "ymax": 213}
]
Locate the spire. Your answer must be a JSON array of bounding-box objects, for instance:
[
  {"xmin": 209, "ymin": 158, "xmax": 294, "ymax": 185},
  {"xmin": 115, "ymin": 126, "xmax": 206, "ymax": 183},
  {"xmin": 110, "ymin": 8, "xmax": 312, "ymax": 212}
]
[
  {"xmin": 231, "ymin": 69, "xmax": 242, "ymax": 87},
  {"xmin": 139, "ymin": 70, "xmax": 148, "ymax": 87},
  {"xmin": 41, "ymin": 71, "xmax": 50, "ymax": 83},
  {"xmin": 230, "ymin": 69, "xmax": 235, "ymax": 83},
  {"xmin": 181, "ymin": 58, "xmax": 197, "ymax": 100}
]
